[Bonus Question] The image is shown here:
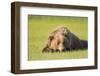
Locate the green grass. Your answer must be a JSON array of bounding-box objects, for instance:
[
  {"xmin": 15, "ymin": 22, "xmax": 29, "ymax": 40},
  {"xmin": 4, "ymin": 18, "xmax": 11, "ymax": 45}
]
[{"xmin": 28, "ymin": 15, "xmax": 88, "ymax": 61}]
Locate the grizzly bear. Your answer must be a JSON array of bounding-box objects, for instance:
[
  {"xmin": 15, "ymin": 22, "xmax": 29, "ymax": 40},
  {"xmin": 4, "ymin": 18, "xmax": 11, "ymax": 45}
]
[{"xmin": 42, "ymin": 26, "xmax": 87, "ymax": 52}]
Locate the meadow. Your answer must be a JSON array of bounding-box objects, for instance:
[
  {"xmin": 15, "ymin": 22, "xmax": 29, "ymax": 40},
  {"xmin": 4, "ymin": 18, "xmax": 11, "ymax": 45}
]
[{"xmin": 28, "ymin": 15, "xmax": 88, "ymax": 61}]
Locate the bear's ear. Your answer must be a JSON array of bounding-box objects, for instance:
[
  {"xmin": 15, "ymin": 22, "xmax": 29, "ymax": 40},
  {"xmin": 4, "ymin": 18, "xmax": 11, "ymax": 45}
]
[
  {"xmin": 47, "ymin": 35, "xmax": 54, "ymax": 46},
  {"xmin": 49, "ymin": 35, "xmax": 54, "ymax": 41}
]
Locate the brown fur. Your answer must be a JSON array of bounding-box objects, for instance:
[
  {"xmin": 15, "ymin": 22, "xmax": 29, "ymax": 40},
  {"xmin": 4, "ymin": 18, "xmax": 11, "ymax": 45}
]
[{"xmin": 42, "ymin": 26, "xmax": 87, "ymax": 52}]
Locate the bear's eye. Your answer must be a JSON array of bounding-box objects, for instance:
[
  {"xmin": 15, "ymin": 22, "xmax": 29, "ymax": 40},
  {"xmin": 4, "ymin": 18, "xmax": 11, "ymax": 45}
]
[{"xmin": 57, "ymin": 41, "xmax": 60, "ymax": 45}]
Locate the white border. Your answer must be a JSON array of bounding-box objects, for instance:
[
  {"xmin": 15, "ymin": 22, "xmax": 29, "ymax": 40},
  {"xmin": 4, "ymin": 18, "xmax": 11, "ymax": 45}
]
[{"xmin": 20, "ymin": 7, "xmax": 95, "ymax": 70}]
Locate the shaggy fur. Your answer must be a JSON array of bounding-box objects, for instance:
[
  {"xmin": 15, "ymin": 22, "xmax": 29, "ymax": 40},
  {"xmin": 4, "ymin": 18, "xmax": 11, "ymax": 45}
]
[{"xmin": 42, "ymin": 26, "xmax": 87, "ymax": 52}]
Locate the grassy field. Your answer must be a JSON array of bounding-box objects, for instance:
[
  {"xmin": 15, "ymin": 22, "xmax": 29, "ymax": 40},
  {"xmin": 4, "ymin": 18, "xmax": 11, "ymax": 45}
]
[{"xmin": 28, "ymin": 15, "xmax": 88, "ymax": 61}]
